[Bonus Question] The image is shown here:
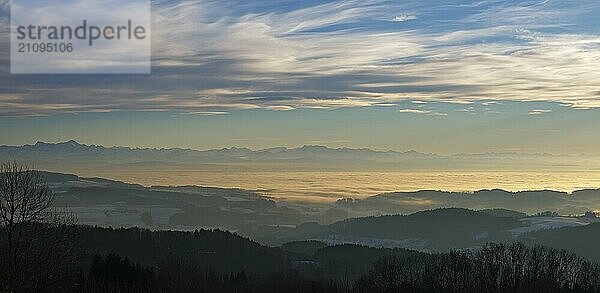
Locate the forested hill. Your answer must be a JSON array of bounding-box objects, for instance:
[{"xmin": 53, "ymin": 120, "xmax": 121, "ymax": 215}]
[
  {"xmin": 248, "ymin": 208, "xmax": 525, "ymax": 250},
  {"xmin": 7, "ymin": 225, "xmax": 600, "ymax": 293},
  {"xmin": 519, "ymin": 223, "xmax": 600, "ymax": 262},
  {"xmin": 75, "ymin": 226, "xmax": 289, "ymax": 274}
]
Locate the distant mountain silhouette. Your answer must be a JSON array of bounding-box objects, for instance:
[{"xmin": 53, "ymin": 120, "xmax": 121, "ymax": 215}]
[
  {"xmin": 0, "ymin": 140, "xmax": 587, "ymax": 171},
  {"xmin": 4, "ymin": 140, "xmax": 433, "ymax": 158}
]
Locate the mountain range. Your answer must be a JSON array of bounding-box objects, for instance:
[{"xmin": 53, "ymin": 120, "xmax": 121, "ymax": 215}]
[{"xmin": 0, "ymin": 140, "xmax": 592, "ymax": 172}]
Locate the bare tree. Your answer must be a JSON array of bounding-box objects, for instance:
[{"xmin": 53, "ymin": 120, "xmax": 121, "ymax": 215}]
[{"xmin": 0, "ymin": 162, "xmax": 77, "ymax": 292}]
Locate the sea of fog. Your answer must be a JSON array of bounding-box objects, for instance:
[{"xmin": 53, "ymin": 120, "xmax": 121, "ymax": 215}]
[{"xmin": 67, "ymin": 170, "xmax": 600, "ymax": 202}]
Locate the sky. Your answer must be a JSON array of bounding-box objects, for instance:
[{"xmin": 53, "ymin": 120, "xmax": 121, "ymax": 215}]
[{"xmin": 1, "ymin": 0, "xmax": 600, "ymax": 154}]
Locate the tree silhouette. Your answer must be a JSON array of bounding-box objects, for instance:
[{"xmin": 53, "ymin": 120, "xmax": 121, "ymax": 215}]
[
  {"xmin": 357, "ymin": 242, "xmax": 600, "ymax": 293},
  {"xmin": 0, "ymin": 162, "xmax": 77, "ymax": 292}
]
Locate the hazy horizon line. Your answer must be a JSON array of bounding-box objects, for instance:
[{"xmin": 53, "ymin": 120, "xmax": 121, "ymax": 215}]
[{"xmin": 1, "ymin": 139, "xmax": 586, "ymax": 157}]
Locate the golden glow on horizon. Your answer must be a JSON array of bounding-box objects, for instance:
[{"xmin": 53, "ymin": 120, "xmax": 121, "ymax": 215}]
[{"xmin": 57, "ymin": 170, "xmax": 600, "ymax": 203}]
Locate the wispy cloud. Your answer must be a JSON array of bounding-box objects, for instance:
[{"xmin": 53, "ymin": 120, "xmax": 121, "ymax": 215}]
[
  {"xmin": 399, "ymin": 109, "xmax": 447, "ymax": 116},
  {"xmin": 181, "ymin": 111, "xmax": 229, "ymax": 116},
  {"xmin": 391, "ymin": 13, "xmax": 417, "ymax": 22},
  {"xmin": 266, "ymin": 106, "xmax": 294, "ymax": 111},
  {"xmin": 529, "ymin": 109, "xmax": 552, "ymax": 115}
]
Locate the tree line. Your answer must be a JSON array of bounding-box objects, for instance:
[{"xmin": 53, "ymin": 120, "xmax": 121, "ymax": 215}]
[
  {"xmin": 38, "ymin": 242, "xmax": 600, "ymax": 293},
  {"xmin": 356, "ymin": 243, "xmax": 600, "ymax": 293}
]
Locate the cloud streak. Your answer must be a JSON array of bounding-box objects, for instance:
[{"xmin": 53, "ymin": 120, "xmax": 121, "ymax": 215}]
[
  {"xmin": 399, "ymin": 109, "xmax": 447, "ymax": 116},
  {"xmin": 529, "ymin": 109, "xmax": 552, "ymax": 115}
]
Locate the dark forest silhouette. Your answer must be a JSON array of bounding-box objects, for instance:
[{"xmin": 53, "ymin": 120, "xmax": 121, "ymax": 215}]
[{"xmin": 3, "ymin": 226, "xmax": 600, "ymax": 292}]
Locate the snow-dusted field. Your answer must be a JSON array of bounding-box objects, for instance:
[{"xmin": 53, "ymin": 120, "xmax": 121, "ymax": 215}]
[
  {"xmin": 510, "ymin": 216, "xmax": 600, "ymax": 236},
  {"xmin": 312, "ymin": 235, "xmax": 428, "ymax": 251}
]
